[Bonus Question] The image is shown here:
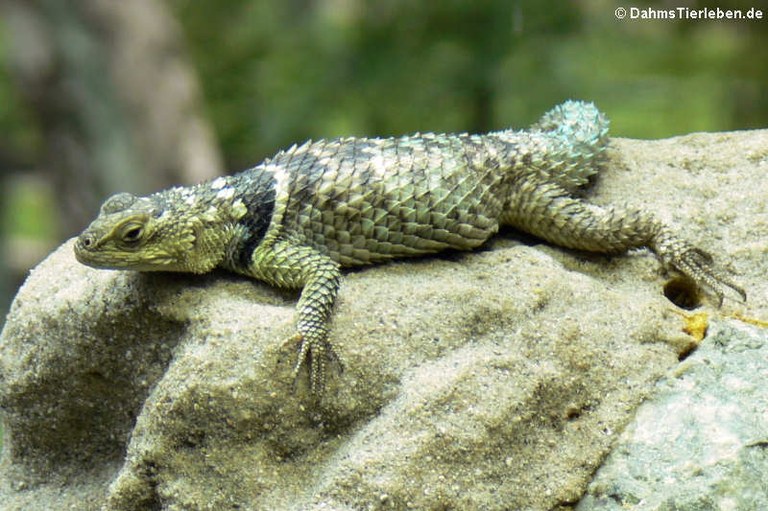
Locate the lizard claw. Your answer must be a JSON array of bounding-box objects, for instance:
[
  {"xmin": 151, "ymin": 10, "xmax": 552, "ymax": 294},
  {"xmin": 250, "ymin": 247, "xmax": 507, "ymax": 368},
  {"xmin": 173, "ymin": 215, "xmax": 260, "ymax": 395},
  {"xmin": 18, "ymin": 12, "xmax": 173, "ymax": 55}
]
[
  {"xmin": 284, "ymin": 331, "xmax": 344, "ymax": 394},
  {"xmin": 671, "ymin": 247, "xmax": 746, "ymax": 306}
]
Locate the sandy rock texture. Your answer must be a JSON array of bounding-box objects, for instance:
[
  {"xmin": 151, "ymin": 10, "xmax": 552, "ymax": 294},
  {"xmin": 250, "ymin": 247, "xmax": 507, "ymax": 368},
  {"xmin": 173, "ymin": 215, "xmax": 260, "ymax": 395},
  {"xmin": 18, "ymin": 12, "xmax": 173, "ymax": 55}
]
[{"xmin": 1, "ymin": 130, "xmax": 766, "ymax": 510}]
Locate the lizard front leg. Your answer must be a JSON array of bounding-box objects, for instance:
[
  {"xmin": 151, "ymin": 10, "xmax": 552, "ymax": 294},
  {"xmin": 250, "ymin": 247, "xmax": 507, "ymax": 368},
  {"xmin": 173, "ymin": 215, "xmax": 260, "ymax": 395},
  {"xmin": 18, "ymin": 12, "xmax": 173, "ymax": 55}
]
[{"xmin": 248, "ymin": 239, "xmax": 342, "ymax": 392}]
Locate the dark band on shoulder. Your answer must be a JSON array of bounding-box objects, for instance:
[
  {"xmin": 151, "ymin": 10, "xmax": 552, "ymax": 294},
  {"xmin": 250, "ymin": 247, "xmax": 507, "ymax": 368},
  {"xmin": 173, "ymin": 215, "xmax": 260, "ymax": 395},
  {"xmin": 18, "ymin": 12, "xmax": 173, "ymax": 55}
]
[{"xmin": 233, "ymin": 167, "xmax": 276, "ymax": 270}]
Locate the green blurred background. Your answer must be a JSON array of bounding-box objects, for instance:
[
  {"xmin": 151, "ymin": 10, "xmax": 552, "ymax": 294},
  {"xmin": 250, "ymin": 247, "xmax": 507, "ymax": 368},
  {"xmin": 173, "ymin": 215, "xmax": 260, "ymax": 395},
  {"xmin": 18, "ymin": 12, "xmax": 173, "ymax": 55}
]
[{"xmin": 0, "ymin": 0, "xmax": 766, "ymax": 328}]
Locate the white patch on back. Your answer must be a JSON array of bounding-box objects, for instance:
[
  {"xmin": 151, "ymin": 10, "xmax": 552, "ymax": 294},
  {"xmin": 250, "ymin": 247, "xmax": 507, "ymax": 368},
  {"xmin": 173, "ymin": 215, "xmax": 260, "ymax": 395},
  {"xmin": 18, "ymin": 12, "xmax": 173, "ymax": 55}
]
[
  {"xmin": 211, "ymin": 177, "xmax": 228, "ymax": 190},
  {"xmin": 369, "ymin": 153, "xmax": 389, "ymax": 178},
  {"xmin": 216, "ymin": 187, "xmax": 235, "ymax": 200}
]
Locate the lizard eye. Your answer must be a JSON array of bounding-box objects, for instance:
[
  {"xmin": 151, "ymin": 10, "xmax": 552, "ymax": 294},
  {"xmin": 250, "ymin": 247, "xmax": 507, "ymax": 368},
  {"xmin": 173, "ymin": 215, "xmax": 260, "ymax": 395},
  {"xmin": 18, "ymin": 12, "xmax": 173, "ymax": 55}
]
[{"xmin": 120, "ymin": 224, "xmax": 144, "ymax": 245}]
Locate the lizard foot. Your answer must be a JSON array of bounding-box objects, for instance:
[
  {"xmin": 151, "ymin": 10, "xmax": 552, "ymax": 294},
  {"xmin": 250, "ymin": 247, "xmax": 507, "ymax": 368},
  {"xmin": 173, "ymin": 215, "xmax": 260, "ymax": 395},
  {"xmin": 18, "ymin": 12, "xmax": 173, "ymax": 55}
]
[
  {"xmin": 283, "ymin": 331, "xmax": 344, "ymax": 393},
  {"xmin": 670, "ymin": 247, "xmax": 746, "ymax": 307}
]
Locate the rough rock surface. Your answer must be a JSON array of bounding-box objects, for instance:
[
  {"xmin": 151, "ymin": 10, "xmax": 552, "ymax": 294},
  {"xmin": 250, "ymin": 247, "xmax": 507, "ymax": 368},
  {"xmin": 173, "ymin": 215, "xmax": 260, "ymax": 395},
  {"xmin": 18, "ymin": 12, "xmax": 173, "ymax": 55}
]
[
  {"xmin": 1, "ymin": 130, "xmax": 766, "ymax": 510},
  {"xmin": 577, "ymin": 320, "xmax": 768, "ymax": 510}
]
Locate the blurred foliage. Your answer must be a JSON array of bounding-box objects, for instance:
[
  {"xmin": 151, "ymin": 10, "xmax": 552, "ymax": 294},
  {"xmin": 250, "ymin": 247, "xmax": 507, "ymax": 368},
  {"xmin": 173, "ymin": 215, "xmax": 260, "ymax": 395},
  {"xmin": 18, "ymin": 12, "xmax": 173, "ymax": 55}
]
[
  {"xmin": 0, "ymin": 0, "xmax": 766, "ymax": 322},
  {"xmin": 0, "ymin": 23, "xmax": 40, "ymax": 164},
  {"xmin": 170, "ymin": 0, "xmax": 767, "ymax": 169},
  {"xmin": 3, "ymin": 175, "xmax": 55, "ymax": 239}
]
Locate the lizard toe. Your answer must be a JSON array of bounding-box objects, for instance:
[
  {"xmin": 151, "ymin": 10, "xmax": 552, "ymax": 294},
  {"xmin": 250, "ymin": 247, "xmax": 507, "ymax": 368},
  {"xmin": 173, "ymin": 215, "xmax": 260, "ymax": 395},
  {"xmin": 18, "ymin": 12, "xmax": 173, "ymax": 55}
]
[
  {"xmin": 674, "ymin": 248, "xmax": 746, "ymax": 306},
  {"xmin": 284, "ymin": 330, "xmax": 344, "ymax": 394}
]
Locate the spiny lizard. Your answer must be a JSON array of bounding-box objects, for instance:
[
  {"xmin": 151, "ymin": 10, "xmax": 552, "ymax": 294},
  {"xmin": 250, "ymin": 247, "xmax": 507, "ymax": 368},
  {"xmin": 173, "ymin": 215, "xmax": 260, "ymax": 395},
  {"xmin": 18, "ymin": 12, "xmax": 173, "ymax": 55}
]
[{"xmin": 74, "ymin": 101, "xmax": 745, "ymax": 392}]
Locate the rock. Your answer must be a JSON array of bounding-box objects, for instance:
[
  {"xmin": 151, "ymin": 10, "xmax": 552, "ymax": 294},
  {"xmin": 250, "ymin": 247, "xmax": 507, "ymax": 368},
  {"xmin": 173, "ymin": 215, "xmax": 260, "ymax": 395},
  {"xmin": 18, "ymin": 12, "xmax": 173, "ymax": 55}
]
[
  {"xmin": 1, "ymin": 130, "xmax": 766, "ymax": 510},
  {"xmin": 576, "ymin": 321, "xmax": 768, "ymax": 510}
]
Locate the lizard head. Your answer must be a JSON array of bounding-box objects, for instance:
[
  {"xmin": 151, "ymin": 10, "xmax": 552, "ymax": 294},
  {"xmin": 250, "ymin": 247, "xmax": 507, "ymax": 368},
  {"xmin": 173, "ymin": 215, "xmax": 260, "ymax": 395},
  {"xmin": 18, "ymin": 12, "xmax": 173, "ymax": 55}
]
[{"xmin": 75, "ymin": 191, "xmax": 212, "ymax": 273}]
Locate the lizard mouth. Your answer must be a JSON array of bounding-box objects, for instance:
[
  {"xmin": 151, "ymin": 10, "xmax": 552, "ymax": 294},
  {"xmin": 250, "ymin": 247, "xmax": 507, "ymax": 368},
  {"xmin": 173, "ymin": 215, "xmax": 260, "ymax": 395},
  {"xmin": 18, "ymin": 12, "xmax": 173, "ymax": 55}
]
[
  {"xmin": 73, "ymin": 233, "xmax": 184, "ymax": 271},
  {"xmin": 73, "ymin": 232, "xmax": 129, "ymax": 268},
  {"xmin": 74, "ymin": 234, "xmax": 109, "ymax": 267}
]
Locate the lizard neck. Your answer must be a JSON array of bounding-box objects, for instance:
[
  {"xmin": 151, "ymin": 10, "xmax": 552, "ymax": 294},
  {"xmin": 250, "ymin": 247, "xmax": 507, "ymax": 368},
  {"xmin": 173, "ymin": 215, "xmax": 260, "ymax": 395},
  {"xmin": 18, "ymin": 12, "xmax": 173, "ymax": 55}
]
[
  {"xmin": 152, "ymin": 179, "xmax": 249, "ymax": 274},
  {"xmin": 182, "ymin": 169, "xmax": 277, "ymax": 274}
]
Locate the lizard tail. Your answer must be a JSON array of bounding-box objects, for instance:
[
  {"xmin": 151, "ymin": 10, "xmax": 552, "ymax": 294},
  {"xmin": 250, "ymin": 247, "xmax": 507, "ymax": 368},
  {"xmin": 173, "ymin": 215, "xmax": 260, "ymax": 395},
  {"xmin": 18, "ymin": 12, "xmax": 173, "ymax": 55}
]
[{"xmin": 530, "ymin": 100, "xmax": 611, "ymax": 192}]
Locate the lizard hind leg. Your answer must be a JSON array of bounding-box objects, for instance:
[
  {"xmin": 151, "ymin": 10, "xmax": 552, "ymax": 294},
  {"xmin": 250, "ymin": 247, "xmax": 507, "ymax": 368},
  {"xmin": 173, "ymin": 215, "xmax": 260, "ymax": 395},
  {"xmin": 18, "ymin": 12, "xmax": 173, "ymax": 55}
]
[
  {"xmin": 502, "ymin": 176, "xmax": 745, "ymax": 305},
  {"xmin": 502, "ymin": 178, "xmax": 655, "ymax": 254}
]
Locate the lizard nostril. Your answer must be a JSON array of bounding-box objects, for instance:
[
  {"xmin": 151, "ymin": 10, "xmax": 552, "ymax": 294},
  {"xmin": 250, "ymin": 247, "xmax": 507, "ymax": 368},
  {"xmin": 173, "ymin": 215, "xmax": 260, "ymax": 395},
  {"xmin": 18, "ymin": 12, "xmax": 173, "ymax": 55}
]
[{"xmin": 79, "ymin": 235, "xmax": 94, "ymax": 249}]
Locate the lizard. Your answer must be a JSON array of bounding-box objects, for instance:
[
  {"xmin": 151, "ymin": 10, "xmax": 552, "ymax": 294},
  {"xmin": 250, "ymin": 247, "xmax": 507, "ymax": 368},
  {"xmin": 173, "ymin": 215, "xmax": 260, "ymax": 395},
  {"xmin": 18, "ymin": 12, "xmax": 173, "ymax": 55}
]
[{"xmin": 74, "ymin": 100, "xmax": 745, "ymax": 392}]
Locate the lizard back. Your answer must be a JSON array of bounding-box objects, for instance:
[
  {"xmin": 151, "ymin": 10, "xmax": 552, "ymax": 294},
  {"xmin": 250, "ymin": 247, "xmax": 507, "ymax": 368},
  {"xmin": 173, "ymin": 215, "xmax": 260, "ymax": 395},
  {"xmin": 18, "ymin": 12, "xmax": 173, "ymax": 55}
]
[{"xmin": 264, "ymin": 134, "xmax": 509, "ymax": 267}]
